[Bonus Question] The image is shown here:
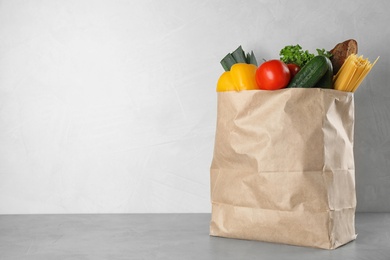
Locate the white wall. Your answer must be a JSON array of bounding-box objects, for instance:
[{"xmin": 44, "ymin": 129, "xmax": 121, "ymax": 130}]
[{"xmin": 1, "ymin": 0, "xmax": 389, "ymax": 213}]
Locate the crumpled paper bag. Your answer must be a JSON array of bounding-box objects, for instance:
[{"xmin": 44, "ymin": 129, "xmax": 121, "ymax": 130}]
[{"xmin": 210, "ymin": 88, "xmax": 357, "ymax": 249}]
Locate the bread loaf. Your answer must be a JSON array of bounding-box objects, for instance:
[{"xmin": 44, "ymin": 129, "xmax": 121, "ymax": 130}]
[{"xmin": 330, "ymin": 39, "xmax": 358, "ymax": 75}]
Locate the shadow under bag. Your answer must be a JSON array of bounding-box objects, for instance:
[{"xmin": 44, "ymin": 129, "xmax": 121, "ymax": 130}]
[{"xmin": 210, "ymin": 88, "xmax": 357, "ymax": 249}]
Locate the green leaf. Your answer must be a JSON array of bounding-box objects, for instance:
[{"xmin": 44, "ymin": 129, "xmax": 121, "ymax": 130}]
[
  {"xmin": 231, "ymin": 46, "xmax": 247, "ymax": 63},
  {"xmin": 247, "ymin": 51, "xmax": 258, "ymax": 66},
  {"xmin": 316, "ymin": 48, "xmax": 332, "ymax": 58},
  {"xmin": 220, "ymin": 53, "xmax": 236, "ymax": 71},
  {"xmin": 279, "ymin": 44, "xmax": 315, "ymax": 67},
  {"xmin": 220, "ymin": 46, "xmax": 258, "ymax": 71}
]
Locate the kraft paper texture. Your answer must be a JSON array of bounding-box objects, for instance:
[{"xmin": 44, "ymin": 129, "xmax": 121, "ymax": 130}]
[{"xmin": 210, "ymin": 88, "xmax": 357, "ymax": 249}]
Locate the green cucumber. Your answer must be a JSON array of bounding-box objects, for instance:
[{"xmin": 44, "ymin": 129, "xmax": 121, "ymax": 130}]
[
  {"xmin": 314, "ymin": 57, "xmax": 333, "ymax": 89},
  {"xmin": 287, "ymin": 55, "xmax": 330, "ymax": 88}
]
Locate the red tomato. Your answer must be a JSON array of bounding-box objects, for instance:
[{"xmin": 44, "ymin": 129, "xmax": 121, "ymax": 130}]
[
  {"xmin": 287, "ymin": 63, "xmax": 301, "ymax": 78},
  {"xmin": 255, "ymin": 60, "xmax": 291, "ymax": 90}
]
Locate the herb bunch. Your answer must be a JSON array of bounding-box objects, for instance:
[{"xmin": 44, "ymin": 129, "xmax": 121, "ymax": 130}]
[{"xmin": 280, "ymin": 44, "xmax": 331, "ymax": 67}]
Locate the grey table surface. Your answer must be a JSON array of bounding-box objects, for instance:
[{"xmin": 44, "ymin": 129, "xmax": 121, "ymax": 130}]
[{"xmin": 0, "ymin": 213, "xmax": 389, "ymax": 260}]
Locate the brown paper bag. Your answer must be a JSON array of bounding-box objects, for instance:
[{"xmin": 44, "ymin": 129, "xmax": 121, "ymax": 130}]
[{"xmin": 210, "ymin": 88, "xmax": 357, "ymax": 249}]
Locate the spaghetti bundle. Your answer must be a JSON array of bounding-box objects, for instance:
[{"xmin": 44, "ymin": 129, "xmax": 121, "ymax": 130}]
[{"xmin": 333, "ymin": 54, "xmax": 379, "ymax": 92}]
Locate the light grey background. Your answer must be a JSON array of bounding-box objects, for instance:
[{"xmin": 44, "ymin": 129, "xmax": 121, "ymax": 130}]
[{"xmin": 0, "ymin": 0, "xmax": 389, "ymax": 213}]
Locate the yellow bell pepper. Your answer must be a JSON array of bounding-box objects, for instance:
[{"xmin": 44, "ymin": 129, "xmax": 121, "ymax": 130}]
[{"xmin": 216, "ymin": 63, "xmax": 259, "ymax": 92}]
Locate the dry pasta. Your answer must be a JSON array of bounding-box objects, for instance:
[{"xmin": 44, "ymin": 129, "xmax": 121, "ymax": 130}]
[{"xmin": 333, "ymin": 54, "xmax": 379, "ymax": 92}]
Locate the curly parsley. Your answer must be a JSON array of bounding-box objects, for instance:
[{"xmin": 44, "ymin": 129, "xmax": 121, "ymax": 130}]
[{"xmin": 279, "ymin": 45, "xmax": 332, "ymax": 67}]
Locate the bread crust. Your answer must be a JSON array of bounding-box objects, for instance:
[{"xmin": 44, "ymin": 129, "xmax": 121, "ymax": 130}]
[{"xmin": 330, "ymin": 39, "xmax": 358, "ymax": 75}]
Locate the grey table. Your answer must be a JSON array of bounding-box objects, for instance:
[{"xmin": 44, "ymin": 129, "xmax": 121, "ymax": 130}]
[{"xmin": 0, "ymin": 213, "xmax": 389, "ymax": 259}]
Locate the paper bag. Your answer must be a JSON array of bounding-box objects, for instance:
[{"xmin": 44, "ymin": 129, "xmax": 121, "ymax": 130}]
[{"xmin": 210, "ymin": 88, "xmax": 357, "ymax": 249}]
